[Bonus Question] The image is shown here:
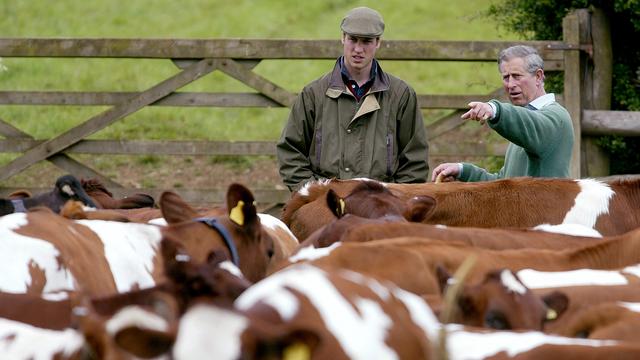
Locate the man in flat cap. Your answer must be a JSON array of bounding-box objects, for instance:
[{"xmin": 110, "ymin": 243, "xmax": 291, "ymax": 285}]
[{"xmin": 277, "ymin": 6, "xmax": 429, "ymax": 191}]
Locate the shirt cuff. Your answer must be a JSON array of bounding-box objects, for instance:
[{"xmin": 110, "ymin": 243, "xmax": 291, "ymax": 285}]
[
  {"xmin": 457, "ymin": 163, "xmax": 464, "ymax": 178},
  {"xmin": 488, "ymin": 102, "xmax": 497, "ymax": 119}
]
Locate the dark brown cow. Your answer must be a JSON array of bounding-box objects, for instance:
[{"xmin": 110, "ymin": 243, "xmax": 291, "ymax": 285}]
[
  {"xmin": 0, "ymin": 174, "xmax": 97, "ymax": 215},
  {"xmin": 81, "ymin": 177, "xmax": 155, "ymax": 209},
  {"xmin": 284, "ymin": 177, "xmax": 640, "ymax": 238},
  {"xmin": 283, "ymin": 178, "xmax": 435, "ymax": 240}
]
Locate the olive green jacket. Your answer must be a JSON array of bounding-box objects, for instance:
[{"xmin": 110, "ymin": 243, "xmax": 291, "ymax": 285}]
[
  {"xmin": 459, "ymin": 95, "xmax": 574, "ymax": 181},
  {"xmin": 276, "ymin": 60, "xmax": 429, "ymax": 191}
]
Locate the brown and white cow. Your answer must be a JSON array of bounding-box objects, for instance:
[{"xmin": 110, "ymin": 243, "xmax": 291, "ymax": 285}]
[
  {"xmin": 117, "ymin": 263, "xmax": 640, "ymax": 360},
  {"xmin": 284, "ymin": 228, "xmax": 640, "ymax": 296},
  {"xmin": 0, "ymin": 183, "xmax": 273, "ymax": 298},
  {"xmin": 284, "ymin": 177, "xmax": 640, "ymax": 238},
  {"xmin": 298, "ymin": 215, "xmax": 604, "ymax": 251},
  {"xmin": 0, "ymin": 237, "xmax": 252, "ymax": 360}
]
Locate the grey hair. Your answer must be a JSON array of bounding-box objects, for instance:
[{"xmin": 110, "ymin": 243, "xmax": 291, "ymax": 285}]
[{"xmin": 498, "ymin": 45, "xmax": 544, "ymax": 75}]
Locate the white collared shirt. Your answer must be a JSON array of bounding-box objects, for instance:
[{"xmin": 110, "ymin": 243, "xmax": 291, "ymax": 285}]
[{"xmin": 488, "ymin": 93, "xmax": 556, "ymax": 117}]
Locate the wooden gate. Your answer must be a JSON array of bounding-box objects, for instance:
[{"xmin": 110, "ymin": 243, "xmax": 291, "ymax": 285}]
[{"xmin": 0, "ymin": 9, "xmax": 636, "ymax": 207}]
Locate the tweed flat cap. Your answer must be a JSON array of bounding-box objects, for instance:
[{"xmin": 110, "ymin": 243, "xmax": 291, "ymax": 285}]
[{"xmin": 340, "ymin": 7, "xmax": 385, "ymax": 38}]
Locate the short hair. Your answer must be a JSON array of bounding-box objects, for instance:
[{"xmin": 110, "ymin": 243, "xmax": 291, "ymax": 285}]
[{"xmin": 498, "ymin": 45, "xmax": 544, "ymax": 75}]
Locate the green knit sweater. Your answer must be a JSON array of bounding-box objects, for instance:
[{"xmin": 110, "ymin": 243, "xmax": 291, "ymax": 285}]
[{"xmin": 459, "ymin": 99, "xmax": 574, "ymax": 182}]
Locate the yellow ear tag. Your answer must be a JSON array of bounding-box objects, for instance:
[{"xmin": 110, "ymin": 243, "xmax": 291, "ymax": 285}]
[
  {"xmin": 546, "ymin": 308, "xmax": 557, "ymax": 321},
  {"xmin": 339, "ymin": 198, "xmax": 345, "ymax": 215},
  {"xmin": 283, "ymin": 342, "xmax": 310, "ymax": 360},
  {"xmin": 229, "ymin": 200, "xmax": 245, "ymax": 226}
]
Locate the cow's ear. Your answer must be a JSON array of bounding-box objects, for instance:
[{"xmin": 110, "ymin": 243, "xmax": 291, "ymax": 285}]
[
  {"xmin": 435, "ymin": 265, "xmax": 452, "ymax": 294},
  {"xmin": 542, "ymin": 291, "xmax": 569, "ymax": 321},
  {"xmin": 226, "ymin": 183, "xmax": 259, "ymax": 232},
  {"xmin": 160, "ymin": 191, "xmax": 200, "ymax": 224},
  {"xmin": 404, "ymin": 195, "xmax": 436, "ymax": 222},
  {"xmin": 325, "ymin": 189, "xmax": 346, "ymax": 218}
]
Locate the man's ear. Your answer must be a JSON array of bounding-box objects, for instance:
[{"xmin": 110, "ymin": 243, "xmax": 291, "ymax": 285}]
[{"xmin": 535, "ymin": 68, "xmax": 545, "ymax": 85}]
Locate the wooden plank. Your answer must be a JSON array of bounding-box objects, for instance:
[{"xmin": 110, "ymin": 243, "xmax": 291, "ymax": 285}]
[
  {"xmin": 425, "ymin": 88, "xmax": 506, "ymax": 139},
  {"xmin": 582, "ymin": 111, "xmax": 640, "ymax": 136},
  {"xmin": 0, "ymin": 137, "xmax": 508, "ymax": 157},
  {"xmin": 0, "ymin": 187, "xmax": 291, "ymax": 205},
  {"xmin": 563, "ymin": 12, "xmax": 582, "ymax": 178},
  {"xmin": 0, "ymin": 39, "xmax": 566, "ymax": 62},
  {"xmin": 2, "ymin": 91, "xmax": 540, "ymax": 109},
  {"xmin": 0, "ymin": 91, "xmax": 283, "ymax": 107},
  {"xmin": 0, "ymin": 58, "xmax": 219, "ymax": 182},
  {"xmin": 215, "ymin": 58, "xmax": 295, "ymax": 107},
  {"xmin": 0, "ymin": 117, "xmax": 122, "ymax": 187}
]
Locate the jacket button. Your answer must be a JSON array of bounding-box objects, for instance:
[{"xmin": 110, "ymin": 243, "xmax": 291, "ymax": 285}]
[
  {"xmin": 345, "ymin": 167, "xmax": 351, "ymax": 172},
  {"xmin": 347, "ymin": 129, "xmax": 352, "ymax": 134}
]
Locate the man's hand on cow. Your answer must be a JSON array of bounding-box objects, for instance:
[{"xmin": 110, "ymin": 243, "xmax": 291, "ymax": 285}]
[
  {"xmin": 461, "ymin": 102, "xmax": 494, "ymax": 125},
  {"xmin": 431, "ymin": 163, "xmax": 460, "ymax": 183}
]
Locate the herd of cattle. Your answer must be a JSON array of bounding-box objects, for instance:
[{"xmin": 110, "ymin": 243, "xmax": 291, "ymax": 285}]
[{"xmin": 1, "ymin": 174, "xmax": 640, "ymax": 359}]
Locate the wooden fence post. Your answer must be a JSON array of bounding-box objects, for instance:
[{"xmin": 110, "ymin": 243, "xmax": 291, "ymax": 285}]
[
  {"xmin": 582, "ymin": 7, "xmax": 613, "ymax": 177},
  {"xmin": 563, "ymin": 11, "xmax": 583, "ymax": 179}
]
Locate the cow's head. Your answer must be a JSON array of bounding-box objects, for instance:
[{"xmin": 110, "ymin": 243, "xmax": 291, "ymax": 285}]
[
  {"xmin": 326, "ymin": 180, "xmax": 436, "ymax": 222},
  {"xmin": 437, "ymin": 266, "xmax": 568, "ymax": 330},
  {"xmin": 159, "ymin": 183, "xmax": 274, "ymax": 283}
]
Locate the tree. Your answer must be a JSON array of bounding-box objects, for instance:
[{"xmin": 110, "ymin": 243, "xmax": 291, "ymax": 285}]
[{"xmin": 486, "ymin": 0, "xmax": 640, "ymax": 174}]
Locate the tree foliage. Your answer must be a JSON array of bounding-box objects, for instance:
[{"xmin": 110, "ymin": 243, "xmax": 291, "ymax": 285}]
[{"xmin": 486, "ymin": 0, "xmax": 640, "ymax": 174}]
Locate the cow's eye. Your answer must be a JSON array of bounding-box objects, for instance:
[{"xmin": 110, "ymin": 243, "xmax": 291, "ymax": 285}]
[{"xmin": 484, "ymin": 311, "xmax": 510, "ymax": 330}]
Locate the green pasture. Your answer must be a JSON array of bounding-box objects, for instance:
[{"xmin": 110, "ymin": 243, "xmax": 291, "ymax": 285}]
[{"xmin": 0, "ymin": 0, "xmax": 518, "ymax": 185}]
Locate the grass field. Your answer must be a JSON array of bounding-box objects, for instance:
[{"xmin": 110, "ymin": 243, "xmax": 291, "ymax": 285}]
[{"xmin": 0, "ymin": 0, "xmax": 519, "ymax": 190}]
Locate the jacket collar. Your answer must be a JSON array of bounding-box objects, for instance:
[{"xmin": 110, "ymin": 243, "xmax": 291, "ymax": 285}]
[{"xmin": 326, "ymin": 57, "xmax": 390, "ymax": 99}]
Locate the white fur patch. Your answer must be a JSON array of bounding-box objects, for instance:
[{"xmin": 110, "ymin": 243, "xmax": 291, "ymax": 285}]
[
  {"xmin": 288, "ymin": 243, "xmax": 341, "ymax": 262},
  {"xmin": 76, "ymin": 219, "xmax": 163, "ymax": 292},
  {"xmin": 0, "ymin": 317, "xmax": 84, "ymax": 359},
  {"xmin": 218, "ymin": 261, "xmax": 244, "ymax": 278},
  {"xmin": 257, "ymin": 213, "xmax": 298, "ymax": 241},
  {"xmin": 106, "ymin": 306, "xmax": 169, "ymax": 335},
  {"xmin": 446, "ymin": 328, "xmax": 619, "ymax": 359},
  {"xmin": 297, "ymin": 178, "xmax": 331, "ymax": 197},
  {"xmin": 622, "ymin": 264, "xmax": 640, "ymax": 278},
  {"xmin": 533, "ymin": 223, "xmax": 602, "ymax": 238},
  {"xmin": 562, "ymin": 179, "xmax": 614, "ymax": 228},
  {"xmin": 0, "ymin": 213, "xmax": 76, "ymax": 293},
  {"xmin": 500, "ymin": 270, "xmax": 527, "ymax": 294},
  {"xmin": 618, "ymin": 302, "xmax": 640, "ymax": 313},
  {"xmin": 148, "ymin": 218, "xmax": 168, "ymax": 226},
  {"xmin": 517, "ymin": 268, "xmax": 628, "ymax": 289},
  {"xmin": 174, "ymin": 304, "xmax": 248, "ymax": 360}
]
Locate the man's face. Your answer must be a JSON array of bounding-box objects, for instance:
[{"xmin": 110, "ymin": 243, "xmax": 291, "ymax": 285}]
[
  {"xmin": 499, "ymin": 57, "xmax": 544, "ymax": 106},
  {"xmin": 341, "ymin": 33, "xmax": 380, "ymax": 74}
]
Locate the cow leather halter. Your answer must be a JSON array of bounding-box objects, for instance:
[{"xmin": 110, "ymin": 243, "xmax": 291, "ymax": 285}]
[{"xmin": 194, "ymin": 217, "xmax": 240, "ymax": 267}]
